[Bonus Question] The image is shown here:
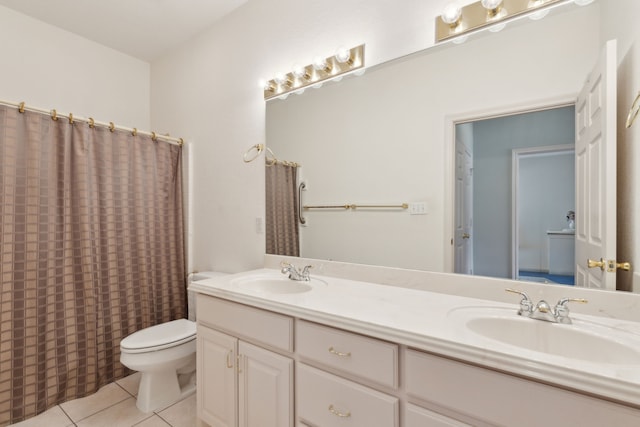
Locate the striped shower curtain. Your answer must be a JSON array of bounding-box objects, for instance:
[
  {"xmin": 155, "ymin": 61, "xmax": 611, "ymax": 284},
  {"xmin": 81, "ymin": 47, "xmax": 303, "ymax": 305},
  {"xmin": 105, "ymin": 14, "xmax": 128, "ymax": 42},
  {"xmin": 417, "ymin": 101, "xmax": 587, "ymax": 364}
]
[
  {"xmin": 265, "ymin": 162, "xmax": 300, "ymax": 257},
  {"xmin": 0, "ymin": 105, "xmax": 186, "ymax": 425}
]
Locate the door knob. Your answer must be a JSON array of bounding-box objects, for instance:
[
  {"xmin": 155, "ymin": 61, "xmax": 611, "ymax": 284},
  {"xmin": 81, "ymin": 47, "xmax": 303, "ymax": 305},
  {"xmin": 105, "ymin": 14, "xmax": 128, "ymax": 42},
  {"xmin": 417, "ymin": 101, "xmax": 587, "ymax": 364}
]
[
  {"xmin": 462, "ymin": 233, "xmax": 470, "ymax": 239},
  {"xmin": 615, "ymin": 262, "xmax": 631, "ymax": 271},
  {"xmin": 587, "ymin": 258, "xmax": 605, "ymax": 271}
]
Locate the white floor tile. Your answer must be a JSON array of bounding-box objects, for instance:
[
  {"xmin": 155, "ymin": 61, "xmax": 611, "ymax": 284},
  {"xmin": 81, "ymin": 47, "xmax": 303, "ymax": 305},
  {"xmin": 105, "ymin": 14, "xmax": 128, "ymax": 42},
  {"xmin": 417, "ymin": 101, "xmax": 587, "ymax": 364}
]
[
  {"xmin": 9, "ymin": 405, "xmax": 73, "ymax": 427},
  {"xmin": 117, "ymin": 372, "xmax": 142, "ymax": 397},
  {"xmin": 76, "ymin": 397, "xmax": 151, "ymax": 427},
  {"xmin": 157, "ymin": 394, "xmax": 197, "ymax": 427},
  {"xmin": 60, "ymin": 382, "xmax": 130, "ymax": 422},
  {"xmin": 133, "ymin": 414, "xmax": 172, "ymax": 427}
]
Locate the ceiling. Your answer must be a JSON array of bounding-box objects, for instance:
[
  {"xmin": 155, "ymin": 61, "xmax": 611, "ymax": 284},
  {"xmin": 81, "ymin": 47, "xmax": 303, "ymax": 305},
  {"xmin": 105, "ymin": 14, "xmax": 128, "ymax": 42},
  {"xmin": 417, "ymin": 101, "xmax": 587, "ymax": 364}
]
[{"xmin": 0, "ymin": 0, "xmax": 248, "ymax": 62}]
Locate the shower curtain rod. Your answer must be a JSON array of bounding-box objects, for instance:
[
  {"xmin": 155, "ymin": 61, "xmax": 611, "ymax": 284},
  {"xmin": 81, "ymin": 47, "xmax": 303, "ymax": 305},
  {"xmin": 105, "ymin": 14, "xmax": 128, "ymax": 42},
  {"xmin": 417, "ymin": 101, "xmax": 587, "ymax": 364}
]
[{"xmin": 0, "ymin": 99, "xmax": 184, "ymax": 146}]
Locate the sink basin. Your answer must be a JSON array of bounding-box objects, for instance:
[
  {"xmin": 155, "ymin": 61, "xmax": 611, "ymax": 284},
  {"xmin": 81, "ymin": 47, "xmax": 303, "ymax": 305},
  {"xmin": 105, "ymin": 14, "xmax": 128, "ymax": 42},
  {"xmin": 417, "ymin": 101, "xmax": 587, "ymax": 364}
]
[
  {"xmin": 232, "ymin": 274, "xmax": 327, "ymax": 294},
  {"xmin": 449, "ymin": 307, "xmax": 640, "ymax": 364}
]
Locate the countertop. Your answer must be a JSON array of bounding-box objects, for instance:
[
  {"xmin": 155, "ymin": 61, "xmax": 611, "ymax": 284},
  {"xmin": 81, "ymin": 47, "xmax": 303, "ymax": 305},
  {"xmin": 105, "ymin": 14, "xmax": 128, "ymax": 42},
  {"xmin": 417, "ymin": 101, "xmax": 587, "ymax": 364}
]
[{"xmin": 189, "ymin": 268, "xmax": 640, "ymax": 407}]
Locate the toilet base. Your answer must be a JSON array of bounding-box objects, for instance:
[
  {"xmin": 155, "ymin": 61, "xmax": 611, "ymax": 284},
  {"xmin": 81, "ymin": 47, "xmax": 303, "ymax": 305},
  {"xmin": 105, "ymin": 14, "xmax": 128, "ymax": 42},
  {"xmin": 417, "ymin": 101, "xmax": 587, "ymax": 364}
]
[{"xmin": 136, "ymin": 361, "xmax": 196, "ymax": 412}]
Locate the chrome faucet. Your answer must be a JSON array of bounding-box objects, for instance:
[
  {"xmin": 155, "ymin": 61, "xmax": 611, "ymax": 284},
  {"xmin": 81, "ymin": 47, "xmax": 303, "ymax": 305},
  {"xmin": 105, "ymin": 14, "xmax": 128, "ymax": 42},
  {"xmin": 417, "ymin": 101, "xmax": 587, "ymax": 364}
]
[
  {"xmin": 280, "ymin": 261, "xmax": 312, "ymax": 281},
  {"xmin": 505, "ymin": 289, "xmax": 588, "ymax": 324}
]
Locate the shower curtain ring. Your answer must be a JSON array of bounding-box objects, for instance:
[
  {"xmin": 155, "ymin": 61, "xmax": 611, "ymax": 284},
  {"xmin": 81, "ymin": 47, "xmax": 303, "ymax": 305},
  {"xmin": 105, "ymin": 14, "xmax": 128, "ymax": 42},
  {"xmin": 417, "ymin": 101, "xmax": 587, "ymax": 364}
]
[
  {"xmin": 151, "ymin": 131, "xmax": 158, "ymax": 141},
  {"xmin": 132, "ymin": 128, "xmax": 137, "ymax": 136},
  {"xmin": 68, "ymin": 113, "xmax": 74, "ymax": 124},
  {"xmin": 109, "ymin": 122, "xmax": 115, "ymax": 132},
  {"xmin": 51, "ymin": 109, "xmax": 58, "ymax": 121},
  {"xmin": 18, "ymin": 102, "xmax": 25, "ymax": 113},
  {"xmin": 88, "ymin": 118, "xmax": 95, "ymax": 128}
]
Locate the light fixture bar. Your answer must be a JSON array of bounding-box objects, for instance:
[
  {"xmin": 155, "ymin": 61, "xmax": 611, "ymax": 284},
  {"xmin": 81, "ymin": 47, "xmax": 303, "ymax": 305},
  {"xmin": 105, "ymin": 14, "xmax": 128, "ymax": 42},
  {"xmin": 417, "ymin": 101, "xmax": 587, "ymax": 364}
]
[
  {"xmin": 435, "ymin": 0, "xmax": 566, "ymax": 43},
  {"xmin": 263, "ymin": 44, "xmax": 365, "ymax": 101}
]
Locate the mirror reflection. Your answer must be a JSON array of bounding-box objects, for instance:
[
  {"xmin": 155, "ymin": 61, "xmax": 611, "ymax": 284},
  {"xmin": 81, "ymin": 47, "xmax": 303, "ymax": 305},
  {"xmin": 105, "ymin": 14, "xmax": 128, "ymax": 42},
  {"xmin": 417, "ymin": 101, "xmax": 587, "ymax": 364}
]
[{"xmin": 266, "ymin": 1, "xmax": 617, "ymax": 287}]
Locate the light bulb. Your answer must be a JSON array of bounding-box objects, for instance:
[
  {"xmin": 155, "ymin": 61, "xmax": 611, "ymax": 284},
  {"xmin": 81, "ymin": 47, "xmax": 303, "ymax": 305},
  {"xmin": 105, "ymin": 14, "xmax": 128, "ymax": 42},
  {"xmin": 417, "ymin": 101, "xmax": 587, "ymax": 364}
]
[
  {"xmin": 335, "ymin": 47, "xmax": 352, "ymax": 64},
  {"xmin": 441, "ymin": 2, "xmax": 462, "ymax": 26},
  {"xmin": 452, "ymin": 35, "xmax": 469, "ymax": 44},
  {"xmin": 292, "ymin": 64, "xmax": 310, "ymax": 80},
  {"xmin": 259, "ymin": 79, "xmax": 275, "ymax": 92},
  {"xmin": 354, "ymin": 68, "xmax": 366, "ymax": 77},
  {"xmin": 274, "ymin": 72, "xmax": 287, "ymax": 85},
  {"xmin": 529, "ymin": 9, "xmax": 549, "ymax": 20},
  {"xmin": 312, "ymin": 56, "xmax": 331, "ymax": 72},
  {"xmin": 481, "ymin": 0, "xmax": 503, "ymax": 10},
  {"xmin": 489, "ymin": 22, "xmax": 507, "ymax": 32}
]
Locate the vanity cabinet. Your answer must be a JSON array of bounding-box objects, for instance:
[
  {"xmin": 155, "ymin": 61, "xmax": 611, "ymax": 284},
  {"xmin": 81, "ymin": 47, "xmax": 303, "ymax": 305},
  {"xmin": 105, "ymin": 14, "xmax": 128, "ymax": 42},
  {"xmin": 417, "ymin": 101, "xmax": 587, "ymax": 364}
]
[
  {"xmin": 405, "ymin": 349, "xmax": 640, "ymax": 427},
  {"xmin": 196, "ymin": 295, "xmax": 294, "ymax": 427},
  {"xmin": 195, "ymin": 292, "xmax": 640, "ymax": 427}
]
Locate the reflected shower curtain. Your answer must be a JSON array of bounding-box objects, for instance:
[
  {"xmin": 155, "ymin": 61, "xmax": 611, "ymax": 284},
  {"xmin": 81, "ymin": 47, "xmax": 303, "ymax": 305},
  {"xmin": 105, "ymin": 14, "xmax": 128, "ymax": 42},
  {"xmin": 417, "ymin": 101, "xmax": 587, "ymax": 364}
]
[
  {"xmin": 265, "ymin": 163, "xmax": 300, "ymax": 256},
  {"xmin": 0, "ymin": 105, "xmax": 186, "ymax": 425}
]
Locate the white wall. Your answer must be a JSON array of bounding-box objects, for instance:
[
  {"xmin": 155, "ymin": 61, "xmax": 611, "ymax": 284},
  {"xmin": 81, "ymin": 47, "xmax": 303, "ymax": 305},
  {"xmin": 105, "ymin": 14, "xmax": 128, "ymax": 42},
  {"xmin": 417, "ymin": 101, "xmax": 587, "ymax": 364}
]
[
  {"xmin": 0, "ymin": 5, "xmax": 150, "ymax": 128},
  {"xmin": 151, "ymin": 0, "xmax": 602, "ymax": 274},
  {"xmin": 518, "ymin": 152, "xmax": 575, "ymax": 273}
]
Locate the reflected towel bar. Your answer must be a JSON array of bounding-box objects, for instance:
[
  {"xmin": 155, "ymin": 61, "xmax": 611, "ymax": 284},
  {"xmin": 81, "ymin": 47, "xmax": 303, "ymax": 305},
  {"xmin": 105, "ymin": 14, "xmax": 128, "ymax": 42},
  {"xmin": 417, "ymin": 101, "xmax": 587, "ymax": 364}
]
[{"xmin": 304, "ymin": 203, "xmax": 408, "ymax": 210}]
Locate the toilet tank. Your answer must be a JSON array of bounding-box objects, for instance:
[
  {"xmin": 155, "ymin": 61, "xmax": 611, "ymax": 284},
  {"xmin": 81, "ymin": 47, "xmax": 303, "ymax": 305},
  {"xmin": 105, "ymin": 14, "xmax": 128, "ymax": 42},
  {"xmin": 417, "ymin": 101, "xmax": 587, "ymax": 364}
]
[{"xmin": 187, "ymin": 271, "xmax": 228, "ymax": 321}]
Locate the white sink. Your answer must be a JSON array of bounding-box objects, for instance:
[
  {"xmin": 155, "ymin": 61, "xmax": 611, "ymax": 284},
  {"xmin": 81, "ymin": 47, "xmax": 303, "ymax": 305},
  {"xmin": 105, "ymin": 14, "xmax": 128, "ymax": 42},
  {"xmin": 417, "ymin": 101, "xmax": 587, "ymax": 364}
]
[
  {"xmin": 232, "ymin": 274, "xmax": 327, "ymax": 294},
  {"xmin": 448, "ymin": 307, "xmax": 640, "ymax": 364}
]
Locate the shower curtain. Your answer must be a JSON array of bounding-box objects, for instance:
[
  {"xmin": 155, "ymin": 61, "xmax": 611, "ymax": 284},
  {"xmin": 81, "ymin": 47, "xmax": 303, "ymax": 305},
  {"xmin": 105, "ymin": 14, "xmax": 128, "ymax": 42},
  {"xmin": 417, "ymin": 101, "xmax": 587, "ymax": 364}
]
[
  {"xmin": 265, "ymin": 163, "xmax": 300, "ymax": 257},
  {"xmin": 0, "ymin": 105, "xmax": 186, "ymax": 425}
]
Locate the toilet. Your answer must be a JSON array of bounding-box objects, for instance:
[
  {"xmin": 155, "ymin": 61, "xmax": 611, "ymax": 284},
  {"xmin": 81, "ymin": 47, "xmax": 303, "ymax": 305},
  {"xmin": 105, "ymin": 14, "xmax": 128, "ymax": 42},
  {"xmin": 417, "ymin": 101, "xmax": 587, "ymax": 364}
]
[{"xmin": 120, "ymin": 318, "xmax": 197, "ymax": 412}]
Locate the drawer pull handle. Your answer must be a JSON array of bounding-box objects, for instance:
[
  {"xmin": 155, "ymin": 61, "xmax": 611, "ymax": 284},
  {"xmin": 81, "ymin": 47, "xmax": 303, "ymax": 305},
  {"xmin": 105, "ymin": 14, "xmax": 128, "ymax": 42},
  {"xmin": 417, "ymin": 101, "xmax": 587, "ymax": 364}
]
[
  {"xmin": 226, "ymin": 350, "xmax": 234, "ymax": 368},
  {"xmin": 328, "ymin": 404, "xmax": 351, "ymax": 418},
  {"xmin": 328, "ymin": 346, "xmax": 351, "ymax": 357}
]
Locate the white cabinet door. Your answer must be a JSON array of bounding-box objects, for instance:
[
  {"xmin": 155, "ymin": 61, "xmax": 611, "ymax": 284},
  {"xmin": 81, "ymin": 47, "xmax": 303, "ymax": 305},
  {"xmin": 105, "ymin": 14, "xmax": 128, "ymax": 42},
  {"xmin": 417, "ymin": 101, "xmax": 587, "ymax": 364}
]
[
  {"xmin": 238, "ymin": 341, "xmax": 293, "ymax": 427},
  {"xmin": 197, "ymin": 327, "xmax": 238, "ymax": 427}
]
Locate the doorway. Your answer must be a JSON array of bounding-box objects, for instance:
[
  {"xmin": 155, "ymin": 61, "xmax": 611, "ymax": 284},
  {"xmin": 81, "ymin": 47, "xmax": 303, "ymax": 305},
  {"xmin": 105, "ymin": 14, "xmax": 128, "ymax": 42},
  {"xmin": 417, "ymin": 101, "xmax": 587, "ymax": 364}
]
[{"xmin": 453, "ymin": 105, "xmax": 576, "ymax": 280}]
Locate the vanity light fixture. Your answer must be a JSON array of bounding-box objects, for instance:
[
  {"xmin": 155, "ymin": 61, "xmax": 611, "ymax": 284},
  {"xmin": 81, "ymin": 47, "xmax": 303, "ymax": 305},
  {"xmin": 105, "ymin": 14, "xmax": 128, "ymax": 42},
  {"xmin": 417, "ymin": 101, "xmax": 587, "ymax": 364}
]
[
  {"xmin": 435, "ymin": 0, "xmax": 567, "ymax": 43},
  {"xmin": 262, "ymin": 44, "xmax": 365, "ymax": 101}
]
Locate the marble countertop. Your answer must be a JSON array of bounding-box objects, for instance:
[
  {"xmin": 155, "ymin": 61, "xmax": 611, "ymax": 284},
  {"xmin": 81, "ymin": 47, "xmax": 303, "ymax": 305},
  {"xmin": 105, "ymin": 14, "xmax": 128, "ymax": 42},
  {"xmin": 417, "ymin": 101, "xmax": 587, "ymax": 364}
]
[{"xmin": 189, "ymin": 268, "xmax": 640, "ymax": 407}]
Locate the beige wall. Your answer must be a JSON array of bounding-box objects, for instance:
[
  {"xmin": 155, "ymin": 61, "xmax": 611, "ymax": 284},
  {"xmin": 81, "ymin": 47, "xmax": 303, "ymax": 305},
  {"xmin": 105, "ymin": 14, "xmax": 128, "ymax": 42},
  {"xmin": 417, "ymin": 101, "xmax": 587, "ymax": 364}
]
[{"xmin": 0, "ymin": 6, "xmax": 150, "ymax": 128}]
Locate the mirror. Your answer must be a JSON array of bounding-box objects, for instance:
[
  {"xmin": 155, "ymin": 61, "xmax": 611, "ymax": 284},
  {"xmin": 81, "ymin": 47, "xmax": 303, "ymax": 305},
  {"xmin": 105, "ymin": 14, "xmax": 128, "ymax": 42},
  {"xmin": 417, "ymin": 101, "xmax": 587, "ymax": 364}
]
[{"xmin": 266, "ymin": 1, "xmax": 616, "ymax": 285}]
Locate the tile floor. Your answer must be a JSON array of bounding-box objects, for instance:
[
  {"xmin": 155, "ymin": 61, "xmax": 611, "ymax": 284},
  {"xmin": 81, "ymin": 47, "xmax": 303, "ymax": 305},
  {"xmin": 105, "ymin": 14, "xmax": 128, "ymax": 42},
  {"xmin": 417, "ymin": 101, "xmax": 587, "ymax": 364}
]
[{"xmin": 9, "ymin": 373, "xmax": 197, "ymax": 427}]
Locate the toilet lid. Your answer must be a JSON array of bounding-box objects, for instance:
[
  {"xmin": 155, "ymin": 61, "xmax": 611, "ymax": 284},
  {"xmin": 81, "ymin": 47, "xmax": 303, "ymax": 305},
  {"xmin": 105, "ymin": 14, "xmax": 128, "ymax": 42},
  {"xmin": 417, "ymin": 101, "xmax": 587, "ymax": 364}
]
[{"xmin": 120, "ymin": 318, "xmax": 196, "ymax": 352}]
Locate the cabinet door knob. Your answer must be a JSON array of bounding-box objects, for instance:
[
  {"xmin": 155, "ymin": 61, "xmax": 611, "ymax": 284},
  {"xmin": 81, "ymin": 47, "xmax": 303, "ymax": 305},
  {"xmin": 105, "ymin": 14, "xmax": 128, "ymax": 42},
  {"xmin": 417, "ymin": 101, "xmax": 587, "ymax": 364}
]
[
  {"xmin": 226, "ymin": 350, "xmax": 234, "ymax": 368},
  {"xmin": 328, "ymin": 404, "xmax": 351, "ymax": 418},
  {"xmin": 328, "ymin": 346, "xmax": 351, "ymax": 357}
]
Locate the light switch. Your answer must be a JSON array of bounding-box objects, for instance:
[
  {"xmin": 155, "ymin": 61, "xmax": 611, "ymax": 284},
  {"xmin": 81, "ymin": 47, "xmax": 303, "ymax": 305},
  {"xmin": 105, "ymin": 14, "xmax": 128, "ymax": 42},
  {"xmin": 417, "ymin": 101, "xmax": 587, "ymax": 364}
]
[{"xmin": 409, "ymin": 202, "xmax": 428, "ymax": 215}]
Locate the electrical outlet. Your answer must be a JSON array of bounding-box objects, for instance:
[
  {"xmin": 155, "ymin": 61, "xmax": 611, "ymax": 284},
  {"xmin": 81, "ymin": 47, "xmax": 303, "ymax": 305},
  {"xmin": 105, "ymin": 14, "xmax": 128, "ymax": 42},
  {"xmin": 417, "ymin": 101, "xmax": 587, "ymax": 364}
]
[{"xmin": 409, "ymin": 202, "xmax": 428, "ymax": 215}]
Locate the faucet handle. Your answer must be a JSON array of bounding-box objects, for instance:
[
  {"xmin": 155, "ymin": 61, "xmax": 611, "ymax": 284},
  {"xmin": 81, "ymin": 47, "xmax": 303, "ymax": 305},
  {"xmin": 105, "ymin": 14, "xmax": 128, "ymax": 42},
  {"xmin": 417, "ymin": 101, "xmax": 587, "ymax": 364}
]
[
  {"xmin": 554, "ymin": 297, "xmax": 588, "ymax": 324},
  {"xmin": 505, "ymin": 288, "xmax": 533, "ymax": 315}
]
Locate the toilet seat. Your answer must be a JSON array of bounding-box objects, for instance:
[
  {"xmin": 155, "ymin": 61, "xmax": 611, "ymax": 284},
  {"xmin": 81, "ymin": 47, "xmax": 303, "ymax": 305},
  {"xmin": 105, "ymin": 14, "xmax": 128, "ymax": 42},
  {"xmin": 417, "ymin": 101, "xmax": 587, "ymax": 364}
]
[{"xmin": 121, "ymin": 319, "xmax": 196, "ymax": 354}]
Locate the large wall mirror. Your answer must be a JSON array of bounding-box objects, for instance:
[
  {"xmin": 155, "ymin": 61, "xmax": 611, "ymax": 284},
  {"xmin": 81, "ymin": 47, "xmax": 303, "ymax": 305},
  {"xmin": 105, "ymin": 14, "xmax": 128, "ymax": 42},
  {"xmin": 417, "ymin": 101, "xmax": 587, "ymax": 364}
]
[{"xmin": 266, "ymin": 0, "xmax": 630, "ymax": 290}]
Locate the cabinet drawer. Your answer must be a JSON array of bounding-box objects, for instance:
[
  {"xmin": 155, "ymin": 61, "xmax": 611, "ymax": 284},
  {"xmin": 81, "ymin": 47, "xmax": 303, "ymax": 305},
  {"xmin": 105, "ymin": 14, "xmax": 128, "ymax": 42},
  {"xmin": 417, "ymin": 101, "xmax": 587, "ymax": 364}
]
[
  {"xmin": 405, "ymin": 403, "xmax": 470, "ymax": 427},
  {"xmin": 297, "ymin": 363, "xmax": 399, "ymax": 427},
  {"xmin": 405, "ymin": 349, "xmax": 640, "ymax": 427},
  {"xmin": 296, "ymin": 320, "xmax": 398, "ymax": 389},
  {"xmin": 197, "ymin": 295, "xmax": 293, "ymax": 352}
]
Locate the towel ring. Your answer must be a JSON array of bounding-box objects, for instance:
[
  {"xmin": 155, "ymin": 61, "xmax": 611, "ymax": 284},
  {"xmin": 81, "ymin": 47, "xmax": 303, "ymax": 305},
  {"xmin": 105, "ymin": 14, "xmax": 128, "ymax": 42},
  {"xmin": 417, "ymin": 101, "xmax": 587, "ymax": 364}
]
[
  {"xmin": 626, "ymin": 91, "xmax": 640, "ymax": 129},
  {"xmin": 243, "ymin": 144, "xmax": 264, "ymax": 163}
]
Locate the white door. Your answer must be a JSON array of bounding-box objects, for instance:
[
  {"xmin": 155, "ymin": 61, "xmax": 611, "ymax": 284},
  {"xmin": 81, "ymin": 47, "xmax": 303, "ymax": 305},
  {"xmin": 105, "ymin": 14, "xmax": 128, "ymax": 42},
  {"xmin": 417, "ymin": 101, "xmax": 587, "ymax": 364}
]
[
  {"xmin": 197, "ymin": 327, "xmax": 238, "ymax": 427},
  {"xmin": 575, "ymin": 40, "xmax": 617, "ymax": 290},
  {"xmin": 454, "ymin": 138, "xmax": 473, "ymax": 274},
  {"xmin": 238, "ymin": 341, "xmax": 293, "ymax": 427}
]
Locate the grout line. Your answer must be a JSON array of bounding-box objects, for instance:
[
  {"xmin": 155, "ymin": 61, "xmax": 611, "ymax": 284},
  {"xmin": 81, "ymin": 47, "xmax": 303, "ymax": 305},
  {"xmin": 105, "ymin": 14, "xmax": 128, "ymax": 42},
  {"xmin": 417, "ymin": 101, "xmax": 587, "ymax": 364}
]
[
  {"xmin": 69, "ymin": 394, "xmax": 133, "ymax": 424},
  {"xmin": 115, "ymin": 381, "xmax": 137, "ymax": 398},
  {"xmin": 57, "ymin": 404, "xmax": 78, "ymax": 427}
]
